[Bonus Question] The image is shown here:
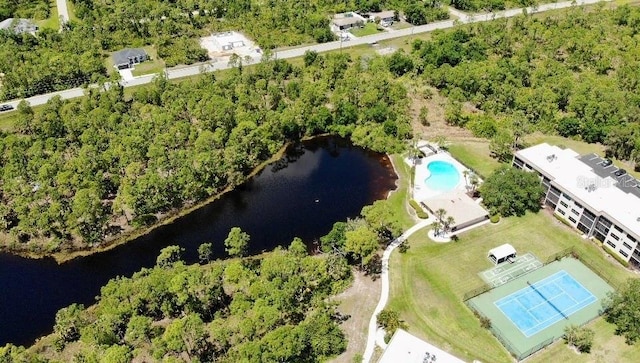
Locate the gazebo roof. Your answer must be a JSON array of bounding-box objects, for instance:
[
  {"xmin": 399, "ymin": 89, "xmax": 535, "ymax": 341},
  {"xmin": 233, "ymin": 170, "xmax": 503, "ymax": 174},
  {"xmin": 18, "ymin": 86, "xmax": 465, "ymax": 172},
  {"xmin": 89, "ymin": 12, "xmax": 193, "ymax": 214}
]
[{"xmin": 488, "ymin": 243, "xmax": 516, "ymax": 260}]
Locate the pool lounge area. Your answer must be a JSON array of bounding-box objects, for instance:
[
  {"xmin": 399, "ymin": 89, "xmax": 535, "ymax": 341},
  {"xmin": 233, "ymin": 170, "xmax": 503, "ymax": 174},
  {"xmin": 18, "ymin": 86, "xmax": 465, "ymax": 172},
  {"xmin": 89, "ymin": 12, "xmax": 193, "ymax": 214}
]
[{"xmin": 405, "ymin": 143, "xmax": 489, "ymax": 235}]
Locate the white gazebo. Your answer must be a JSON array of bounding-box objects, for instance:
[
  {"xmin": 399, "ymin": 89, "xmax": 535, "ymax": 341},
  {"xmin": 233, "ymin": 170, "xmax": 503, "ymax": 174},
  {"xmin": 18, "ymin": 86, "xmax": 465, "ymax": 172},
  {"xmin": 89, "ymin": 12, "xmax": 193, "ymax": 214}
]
[{"xmin": 488, "ymin": 244, "xmax": 517, "ymax": 265}]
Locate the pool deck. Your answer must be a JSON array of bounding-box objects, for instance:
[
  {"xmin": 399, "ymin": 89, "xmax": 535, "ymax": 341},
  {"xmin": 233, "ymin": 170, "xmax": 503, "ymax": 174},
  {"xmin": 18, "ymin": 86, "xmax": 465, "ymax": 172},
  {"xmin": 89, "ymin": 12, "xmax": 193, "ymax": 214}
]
[
  {"xmin": 406, "ymin": 149, "xmax": 489, "ymax": 234},
  {"xmin": 409, "ymin": 152, "xmax": 472, "ymax": 201}
]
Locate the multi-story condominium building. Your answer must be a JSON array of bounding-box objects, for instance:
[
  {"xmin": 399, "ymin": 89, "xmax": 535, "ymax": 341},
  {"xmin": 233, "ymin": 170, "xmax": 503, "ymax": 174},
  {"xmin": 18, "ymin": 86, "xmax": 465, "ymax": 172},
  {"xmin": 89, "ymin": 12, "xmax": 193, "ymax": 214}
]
[{"xmin": 514, "ymin": 143, "xmax": 640, "ymax": 268}]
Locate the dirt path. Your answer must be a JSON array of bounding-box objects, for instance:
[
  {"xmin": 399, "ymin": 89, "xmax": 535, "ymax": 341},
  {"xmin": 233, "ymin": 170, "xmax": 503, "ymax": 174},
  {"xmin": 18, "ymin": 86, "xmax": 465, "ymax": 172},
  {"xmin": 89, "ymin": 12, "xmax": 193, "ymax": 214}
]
[{"xmin": 330, "ymin": 271, "xmax": 382, "ymax": 363}]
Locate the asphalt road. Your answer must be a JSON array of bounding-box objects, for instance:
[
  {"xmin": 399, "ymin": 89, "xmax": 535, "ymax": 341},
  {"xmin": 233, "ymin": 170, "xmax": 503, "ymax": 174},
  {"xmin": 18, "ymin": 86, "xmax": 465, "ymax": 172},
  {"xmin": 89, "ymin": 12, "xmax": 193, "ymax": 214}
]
[{"xmin": 0, "ymin": 0, "xmax": 609, "ymax": 112}]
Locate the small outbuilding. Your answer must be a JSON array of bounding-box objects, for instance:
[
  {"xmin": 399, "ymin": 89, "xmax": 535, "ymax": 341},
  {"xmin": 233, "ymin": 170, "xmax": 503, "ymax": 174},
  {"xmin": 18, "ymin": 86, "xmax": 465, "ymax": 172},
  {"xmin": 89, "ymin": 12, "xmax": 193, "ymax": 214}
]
[
  {"xmin": 0, "ymin": 18, "xmax": 38, "ymax": 35},
  {"xmin": 488, "ymin": 243, "xmax": 517, "ymax": 265},
  {"xmin": 113, "ymin": 48, "xmax": 148, "ymax": 70}
]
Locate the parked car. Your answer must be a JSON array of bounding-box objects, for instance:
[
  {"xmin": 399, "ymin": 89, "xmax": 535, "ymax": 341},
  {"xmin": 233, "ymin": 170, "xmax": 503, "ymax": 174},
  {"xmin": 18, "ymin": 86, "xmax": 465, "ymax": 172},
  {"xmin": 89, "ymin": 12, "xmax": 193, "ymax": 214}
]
[{"xmin": 0, "ymin": 104, "xmax": 14, "ymax": 112}]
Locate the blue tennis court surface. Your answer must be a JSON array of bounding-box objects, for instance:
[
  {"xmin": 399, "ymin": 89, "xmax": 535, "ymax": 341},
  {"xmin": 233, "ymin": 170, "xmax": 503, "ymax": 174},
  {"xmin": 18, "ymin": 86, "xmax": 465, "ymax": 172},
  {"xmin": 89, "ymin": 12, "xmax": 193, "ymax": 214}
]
[{"xmin": 494, "ymin": 270, "xmax": 597, "ymax": 337}]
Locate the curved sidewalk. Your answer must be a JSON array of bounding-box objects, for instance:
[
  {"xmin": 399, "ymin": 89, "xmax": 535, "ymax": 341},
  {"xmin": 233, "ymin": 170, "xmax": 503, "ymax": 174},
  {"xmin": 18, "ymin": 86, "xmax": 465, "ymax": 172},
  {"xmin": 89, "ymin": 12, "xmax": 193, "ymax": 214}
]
[{"xmin": 362, "ymin": 217, "xmax": 434, "ymax": 362}]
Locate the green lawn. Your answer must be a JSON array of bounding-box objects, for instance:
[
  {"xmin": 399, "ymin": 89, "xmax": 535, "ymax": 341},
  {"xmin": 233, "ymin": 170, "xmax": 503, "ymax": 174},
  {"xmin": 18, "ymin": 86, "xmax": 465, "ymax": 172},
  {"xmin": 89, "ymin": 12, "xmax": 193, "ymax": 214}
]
[
  {"xmin": 387, "ymin": 211, "xmax": 636, "ymax": 362},
  {"xmin": 131, "ymin": 46, "xmax": 166, "ymax": 76},
  {"xmin": 447, "ymin": 141, "xmax": 502, "ymax": 179},
  {"xmin": 351, "ymin": 23, "xmax": 383, "ymax": 37},
  {"xmin": 0, "ymin": 113, "xmax": 17, "ymax": 131},
  {"xmin": 389, "ymin": 154, "xmax": 419, "ymax": 229},
  {"xmin": 528, "ymin": 318, "xmax": 640, "ymax": 363},
  {"xmin": 36, "ymin": 0, "xmax": 59, "ymax": 30},
  {"xmin": 66, "ymin": 0, "xmax": 79, "ymax": 22}
]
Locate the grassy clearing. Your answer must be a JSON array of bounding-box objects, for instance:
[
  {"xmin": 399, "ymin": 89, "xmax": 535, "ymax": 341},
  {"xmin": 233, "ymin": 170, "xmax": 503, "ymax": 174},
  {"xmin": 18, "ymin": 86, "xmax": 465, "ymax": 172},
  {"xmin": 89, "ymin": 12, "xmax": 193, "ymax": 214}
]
[
  {"xmin": 131, "ymin": 46, "xmax": 166, "ymax": 76},
  {"xmin": 351, "ymin": 23, "xmax": 383, "ymax": 37},
  {"xmin": 0, "ymin": 113, "xmax": 16, "ymax": 131},
  {"xmin": 36, "ymin": 0, "xmax": 59, "ymax": 30},
  {"xmin": 389, "ymin": 154, "xmax": 418, "ymax": 229},
  {"xmin": 528, "ymin": 318, "xmax": 640, "ymax": 363},
  {"xmin": 390, "ymin": 21, "xmax": 413, "ymax": 30},
  {"xmin": 447, "ymin": 141, "xmax": 502, "ymax": 178},
  {"xmin": 329, "ymin": 271, "xmax": 381, "ymax": 363},
  {"xmin": 66, "ymin": 0, "xmax": 79, "ymax": 22},
  {"xmin": 526, "ymin": 133, "xmax": 640, "ymax": 179},
  {"xmin": 387, "ymin": 211, "xmax": 636, "ymax": 362}
]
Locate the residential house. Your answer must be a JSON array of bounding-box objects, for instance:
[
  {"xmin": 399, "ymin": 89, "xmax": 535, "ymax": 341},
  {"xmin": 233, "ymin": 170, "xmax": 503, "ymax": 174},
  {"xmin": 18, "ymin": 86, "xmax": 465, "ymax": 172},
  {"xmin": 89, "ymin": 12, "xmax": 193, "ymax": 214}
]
[
  {"xmin": 113, "ymin": 48, "xmax": 149, "ymax": 70},
  {"xmin": 368, "ymin": 10, "xmax": 397, "ymax": 25},
  {"xmin": 331, "ymin": 12, "xmax": 365, "ymax": 31},
  {"xmin": 0, "ymin": 18, "xmax": 38, "ymax": 35}
]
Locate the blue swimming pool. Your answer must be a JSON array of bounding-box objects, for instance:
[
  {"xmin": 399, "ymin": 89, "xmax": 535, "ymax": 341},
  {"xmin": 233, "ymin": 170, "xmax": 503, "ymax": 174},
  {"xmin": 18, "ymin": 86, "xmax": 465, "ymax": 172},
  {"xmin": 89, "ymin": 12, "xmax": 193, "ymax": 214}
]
[{"xmin": 424, "ymin": 160, "xmax": 460, "ymax": 192}]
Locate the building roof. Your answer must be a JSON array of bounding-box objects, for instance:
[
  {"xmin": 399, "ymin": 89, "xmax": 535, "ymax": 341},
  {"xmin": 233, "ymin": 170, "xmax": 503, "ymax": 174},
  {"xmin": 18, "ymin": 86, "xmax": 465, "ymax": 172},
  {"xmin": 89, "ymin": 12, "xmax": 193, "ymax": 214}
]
[
  {"xmin": 421, "ymin": 190, "xmax": 489, "ymax": 229},
  {"xmin": 0, "ymin": 18, "xmax": 38, "ymax": 34},
  {"xmin": 112, "ymin": 48, "xmax": 147, "ymax": 66},
  {"xmin": 333, "ymin": 16, "xmax": 363, "ymax": 27},
  {"xmin": 489, "ymin": 243, "xmax": 517, "ymax": 260},
  {"xmin": 516, "ymin": 143, "xmax": 640, "ymax": 239},
  {"xmin": 379, "ymin": 329, "xmax": 466, "ymax": 363},
  {"xmin": 370, "ymin": 10, "xmax": 396, "ymax": 19}
]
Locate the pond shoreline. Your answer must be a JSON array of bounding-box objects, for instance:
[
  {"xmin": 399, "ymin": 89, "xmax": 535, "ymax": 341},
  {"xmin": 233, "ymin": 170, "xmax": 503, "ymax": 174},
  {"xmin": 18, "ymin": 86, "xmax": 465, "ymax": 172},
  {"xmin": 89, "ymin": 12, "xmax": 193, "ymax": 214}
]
[{"xmin": 0, "ymin": 138, "xmax": 298, "ymax": 264}]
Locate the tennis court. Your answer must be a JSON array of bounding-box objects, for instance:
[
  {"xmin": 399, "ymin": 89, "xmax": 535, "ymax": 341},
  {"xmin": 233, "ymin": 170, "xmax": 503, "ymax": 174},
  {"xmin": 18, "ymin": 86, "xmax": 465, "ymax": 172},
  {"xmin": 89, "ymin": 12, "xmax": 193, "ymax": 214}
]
[
  {"xmin": 467, "ymin": 258, "xmax": 614, "ymax": 360},
  {"xmin": 495, "ymin": 270, "xmax": 596, "ymax": 337}
]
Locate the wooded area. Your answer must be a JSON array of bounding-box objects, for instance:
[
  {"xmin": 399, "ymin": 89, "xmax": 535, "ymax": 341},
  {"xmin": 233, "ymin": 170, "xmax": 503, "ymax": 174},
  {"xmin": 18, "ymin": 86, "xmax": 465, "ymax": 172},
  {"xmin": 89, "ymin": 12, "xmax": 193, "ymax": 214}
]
[
  {"xmin": 0, "ymin": 0, "xmax": 50, "ymax": 20},
  {"xmin": 0, "ymin": 0, "xmax": 450, "ymax": 100},
  {"xmin": 1, "ymin": 242, "xmax": 353, "ymax": 362},
  {"xmin": 0, "ymin": 53, "xmax": 410, "ymax": 254},
  {"xmin": 409, "ymin": 5, "xmax": 640, "ymax": 167}
]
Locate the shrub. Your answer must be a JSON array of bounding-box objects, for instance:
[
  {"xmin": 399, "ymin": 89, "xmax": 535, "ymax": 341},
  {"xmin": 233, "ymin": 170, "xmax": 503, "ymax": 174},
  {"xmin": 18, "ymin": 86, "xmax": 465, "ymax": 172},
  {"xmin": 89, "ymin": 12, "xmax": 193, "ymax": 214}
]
[
  {"xmin": 377, "ymin": 309, "xmax": 408, "ymax": 343},
  {"xmin": 132, "ymin": 214, "xmax": 158, "ymax": 228},
  {"xmin": 472, "ymin": 309, "xmax": 492, "ymax": 329},
  {"xmin": 602, "ymin": 244, "xmax": 630, "ymax": 267},
  {"xmin": 409, "ymin": 200, "xmax": 429, "ymax": 219},
  {"xmin": 398, "ymin": 240, "xmax": 410, "ymax": 253},
  {"xmin": 553, "ymin": 213, "xmax": 574, "ymax": 228},
  {"xmin": 490, "ymin": 214, "xmax": 500, "ymax": 224},
  {"xmin": 564, "ymin": 325, "xmax": 594, "ymax": 353}
]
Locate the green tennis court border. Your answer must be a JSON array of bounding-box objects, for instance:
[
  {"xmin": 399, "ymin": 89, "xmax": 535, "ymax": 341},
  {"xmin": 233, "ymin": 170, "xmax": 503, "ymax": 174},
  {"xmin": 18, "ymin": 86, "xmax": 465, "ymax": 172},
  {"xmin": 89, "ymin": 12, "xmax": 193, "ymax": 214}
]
[{"xmin": 467, "ymin": 257, "xmax": 614, "ymax": 360}]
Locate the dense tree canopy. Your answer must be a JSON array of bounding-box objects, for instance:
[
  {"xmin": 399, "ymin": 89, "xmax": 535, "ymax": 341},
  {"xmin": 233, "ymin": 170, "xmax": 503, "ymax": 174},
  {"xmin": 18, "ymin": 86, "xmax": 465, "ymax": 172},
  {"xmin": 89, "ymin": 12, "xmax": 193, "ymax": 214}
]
[
  {"xmin": 479, "ymin": 166, "xmax": 544, "ymax": 217},
  {"xmin": 0, "ymin": 53, "xmax": 410, "ymax": 255},
  {"xmin": 11, "ymin": 241, "xmax": 353, "ymax": 362},
  {"xmin": 0, "ymin": 0, "xmax": 50, "ymax": 20},
  {"xmin": 604, "ymin": 279, "xmax": 640, "ymax": 344},
  {"xmin": 408, "ymin": 6, "xmax": 640, "ymax": 166}
]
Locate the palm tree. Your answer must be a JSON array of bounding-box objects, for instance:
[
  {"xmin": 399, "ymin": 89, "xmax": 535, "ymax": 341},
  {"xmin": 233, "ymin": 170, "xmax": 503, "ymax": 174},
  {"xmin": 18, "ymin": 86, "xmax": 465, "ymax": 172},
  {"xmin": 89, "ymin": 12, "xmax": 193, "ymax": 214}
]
[
  {"xmin": 463, "ymin": 170, "xmax": 470, "ymax": 190},
  {"xmin": 443, "ymin": 216, "xmax": 456, "ymax": 234},
  {"xmin": 435, "ymin": 208, "xmax": 447, "ymax": 223},
  {"xmin": 470, "ymin": 173, "xmax": 480, "ymax": 196},
  {"xmin": 431, "ymin": 221, "xmax": 442, "ymax": 237}
]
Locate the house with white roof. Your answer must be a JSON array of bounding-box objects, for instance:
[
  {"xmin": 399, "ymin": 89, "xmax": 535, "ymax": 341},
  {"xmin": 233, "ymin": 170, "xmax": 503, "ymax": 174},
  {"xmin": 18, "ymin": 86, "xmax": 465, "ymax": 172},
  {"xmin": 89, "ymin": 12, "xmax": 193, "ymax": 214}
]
[{"xmin": 514, "ymin": 143, "xmax": 640, "ymax": 268}]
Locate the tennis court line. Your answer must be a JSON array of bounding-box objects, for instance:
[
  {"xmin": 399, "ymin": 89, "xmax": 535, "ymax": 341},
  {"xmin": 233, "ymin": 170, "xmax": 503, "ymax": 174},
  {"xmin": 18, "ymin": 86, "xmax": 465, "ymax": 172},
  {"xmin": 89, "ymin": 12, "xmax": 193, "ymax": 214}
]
[
  {"xmin": 495, "ymin": 271, "xmax": 569, "ymax": 307},
  {"xmin": 495, "ymin": 270, "xmax": 598, "ymax": 337},
  {"xmin": 521, "ymin": 294, "xmax": 597, "ymax": 337}
]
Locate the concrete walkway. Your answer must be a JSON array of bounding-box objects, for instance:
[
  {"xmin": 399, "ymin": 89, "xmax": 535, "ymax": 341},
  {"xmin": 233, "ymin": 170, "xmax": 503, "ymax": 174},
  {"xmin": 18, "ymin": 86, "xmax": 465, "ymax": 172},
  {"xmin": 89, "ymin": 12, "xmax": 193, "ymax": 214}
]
[
  {"xmin": 362, "ymin": 217, "xmax": 434, "ymax": 363},
  {"xmin": 56, "ymin": 0, "xmax": 70, "ymax": 28},
  {"xmin": 2, "ymin": 0, "xmax": 611, "ymax": 109}
]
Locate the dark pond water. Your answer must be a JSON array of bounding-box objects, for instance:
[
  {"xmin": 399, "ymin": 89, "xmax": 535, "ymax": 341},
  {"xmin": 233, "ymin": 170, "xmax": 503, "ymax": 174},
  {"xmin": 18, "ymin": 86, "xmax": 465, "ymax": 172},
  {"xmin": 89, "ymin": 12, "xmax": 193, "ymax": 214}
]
[{"xmin": 0, "ymin": 136, "xmax": 397, "ymax": 346}]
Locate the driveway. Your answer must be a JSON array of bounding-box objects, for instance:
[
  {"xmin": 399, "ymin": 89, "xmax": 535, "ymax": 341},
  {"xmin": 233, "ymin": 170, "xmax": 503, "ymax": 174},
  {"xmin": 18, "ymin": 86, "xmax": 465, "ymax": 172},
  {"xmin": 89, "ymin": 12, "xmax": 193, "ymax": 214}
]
[
  {"xmin": 56, "ymin": 0, "xmax": 70, "ymax": 26},
  {"xmin": 118, "ymin": 69, "xmax": 134, "ymax": 82}
]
